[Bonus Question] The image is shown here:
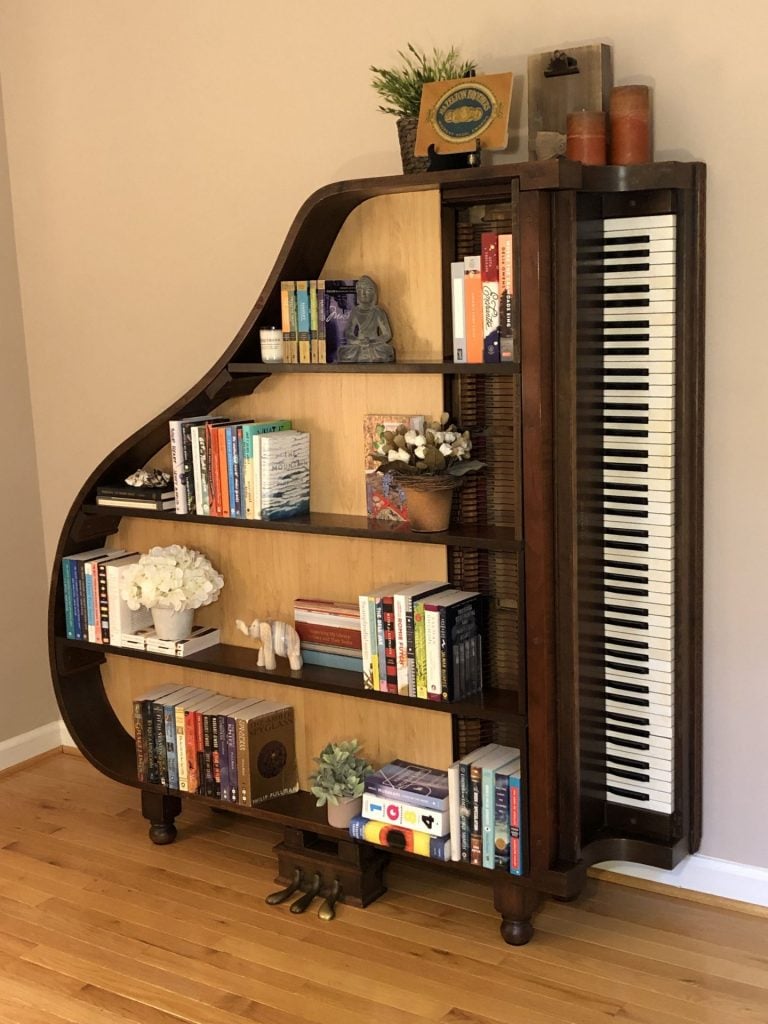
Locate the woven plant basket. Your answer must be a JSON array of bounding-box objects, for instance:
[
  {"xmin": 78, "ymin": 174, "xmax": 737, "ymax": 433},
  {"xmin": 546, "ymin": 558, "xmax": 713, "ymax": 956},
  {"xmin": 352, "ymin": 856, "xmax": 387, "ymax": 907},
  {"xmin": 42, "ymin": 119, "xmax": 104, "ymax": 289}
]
[
  {"xmin": 396, "ymin": 116, "xmax": 430, "ymax": 174},
  {"xmin": 401, "ymin": 475, "xmax": 463, "ymax": 532}
]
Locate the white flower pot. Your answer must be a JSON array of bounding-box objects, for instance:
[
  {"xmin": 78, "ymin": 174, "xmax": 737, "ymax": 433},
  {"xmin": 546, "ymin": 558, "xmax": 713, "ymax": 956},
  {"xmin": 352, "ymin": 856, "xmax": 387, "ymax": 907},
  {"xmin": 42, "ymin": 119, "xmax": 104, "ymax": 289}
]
[
  {"xmin": 151, "ymin": 606, "xmax": 194, "ymax": 641},
  {"xmin": 326, "ymin": 796, "xmax": 363, "ymax": 830}
]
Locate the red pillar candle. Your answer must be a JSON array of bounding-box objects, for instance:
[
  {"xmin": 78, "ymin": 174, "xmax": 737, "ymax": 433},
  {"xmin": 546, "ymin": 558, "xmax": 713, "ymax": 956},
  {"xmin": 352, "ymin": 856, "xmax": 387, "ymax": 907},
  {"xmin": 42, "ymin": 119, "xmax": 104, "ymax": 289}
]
[
  {"xmin": 566, "ymin": 110, "xmax": 607, "ymax": 165},
  {"xmin": 609, "ymin": 85, "xmax": 651, "ymax": 165}
]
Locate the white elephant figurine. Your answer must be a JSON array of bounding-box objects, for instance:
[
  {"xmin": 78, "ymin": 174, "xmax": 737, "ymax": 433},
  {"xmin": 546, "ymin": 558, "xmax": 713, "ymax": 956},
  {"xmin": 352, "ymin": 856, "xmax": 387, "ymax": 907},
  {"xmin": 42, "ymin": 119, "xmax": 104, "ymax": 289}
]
[{"xmin": 235, "ymin": 617, "xmax": 303, "ymax": 671}]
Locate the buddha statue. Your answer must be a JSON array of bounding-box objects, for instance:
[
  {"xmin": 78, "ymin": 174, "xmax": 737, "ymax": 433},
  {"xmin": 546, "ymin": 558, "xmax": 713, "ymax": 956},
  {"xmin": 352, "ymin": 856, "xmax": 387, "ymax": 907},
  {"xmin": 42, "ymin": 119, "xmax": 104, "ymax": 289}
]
[{"xmin": 336, "ymin": 275, "xmax": 395, "ymax": 363}]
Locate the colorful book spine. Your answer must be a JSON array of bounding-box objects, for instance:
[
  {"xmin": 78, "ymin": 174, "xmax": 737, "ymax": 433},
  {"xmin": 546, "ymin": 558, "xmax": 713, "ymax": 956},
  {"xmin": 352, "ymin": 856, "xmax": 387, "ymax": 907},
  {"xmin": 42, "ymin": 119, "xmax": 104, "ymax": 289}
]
[
  {"xmin": 450, "ymin": 260, "xmax": 467, "ymax": 363},
  {"xmin": 481, "ymin": 231, "xmax": 500, "ymax": 363},
  {"xmin": 359, "ymin": 594, "xmax": 375, "ymax": 690},
  {"xmin": 133, "ymin": 700, "xmax": 147, "ymax": 782},
  {"xmin": 362, "ymin": 793, "xmax": 449, "ymax": 836},
  {"xmin": 296, "ymin": 280, "xmax": 311, "ymax": 363},
  {"xmin": 176, "ymin": 705, "xmax": 189, "ymax": 791},
  {"xmin": 381, "ymin": 595, "xmax": 398, "ymax": 695},
  {"xmin": 458, "ymin": 760, "xmax": 472, "ymax": 862},
  {"xmin": 498, "ymin": 232, "xmax": 516, "ymax": 362},
  {"xmin": 494, "ymin": 770, "xmax": 511, "ymax": 871},
  {"xmin": 348, "ymin": 816, "xmax": 451, "ymax": 861},
  {"xmin": 309, "ymin": 279, "xmax": 319, "ymax": 362},
  {"xmin": 281, "ymin": 280, "xmax": 298, "ymax": 363},
  {"xmin": 463, "ymin": 255, "xmax": 483, "ymax": 363},
  {"xmin": 316, "ymin": 279, "xmax": 326, "ymax": 362},
  {"xmin": 301, "ymin": 650, "xmax": 364, "ymax": 672},
  {"xmin": 468, "ymin": 761, "xmax": 484, "ymax": 866},
  {"xmin": 413, "ymin": 599, "xmax": 429, "ymax": 700},
  {"xmin": 509, "ymin": 772, "xmax": 523, "ymax": 875}
]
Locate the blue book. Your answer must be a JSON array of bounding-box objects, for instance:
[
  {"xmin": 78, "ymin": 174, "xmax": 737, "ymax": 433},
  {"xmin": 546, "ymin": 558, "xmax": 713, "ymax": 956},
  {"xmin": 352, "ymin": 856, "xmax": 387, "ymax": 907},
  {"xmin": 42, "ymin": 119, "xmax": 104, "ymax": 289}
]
[{"xmin": 301, "ymin": 649, "xmax": 364, "ymax": 673}]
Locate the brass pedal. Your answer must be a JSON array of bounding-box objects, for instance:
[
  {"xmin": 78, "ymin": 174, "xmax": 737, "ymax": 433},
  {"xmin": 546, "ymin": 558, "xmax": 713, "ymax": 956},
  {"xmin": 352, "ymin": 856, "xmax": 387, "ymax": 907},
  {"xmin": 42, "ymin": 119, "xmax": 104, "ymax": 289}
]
[
  {"xmin": 290, "ymin": 872, "xmax": 321, "ymax": 914},
  {"xmin": 318, "ymin": 878, "xmax": 342, "ymax": 921},
  {"xmin": 265, "ymin": 867, "xmax": 302, "ymax": 906}
]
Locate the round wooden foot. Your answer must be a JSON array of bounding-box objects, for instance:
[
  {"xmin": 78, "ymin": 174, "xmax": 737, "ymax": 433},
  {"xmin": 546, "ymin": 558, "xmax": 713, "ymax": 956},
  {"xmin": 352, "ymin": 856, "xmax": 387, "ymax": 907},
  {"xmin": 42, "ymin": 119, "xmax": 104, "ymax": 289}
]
[
  {"xmin": 500, "ymin": 917, "xmax": 534, "ymax": 946},
  {"xmin": 552, "ymin": 892, "xmax": 579, "ymax": 903},
  {"xmin": 148, "ymin": 822, "xmax": 177, "ymax": 845}
]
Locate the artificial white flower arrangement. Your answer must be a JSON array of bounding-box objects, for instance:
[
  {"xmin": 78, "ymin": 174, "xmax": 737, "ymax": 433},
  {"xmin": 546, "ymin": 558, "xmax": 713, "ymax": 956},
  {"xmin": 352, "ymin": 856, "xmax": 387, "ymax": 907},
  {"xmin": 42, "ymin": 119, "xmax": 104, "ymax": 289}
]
[
  {"xmin": 370, "ymin": 412, "xmax": 485, "ymax": 478},
  {"xmin": 120, "ymin": 544, "xmax": 224, "ymax": 612}
]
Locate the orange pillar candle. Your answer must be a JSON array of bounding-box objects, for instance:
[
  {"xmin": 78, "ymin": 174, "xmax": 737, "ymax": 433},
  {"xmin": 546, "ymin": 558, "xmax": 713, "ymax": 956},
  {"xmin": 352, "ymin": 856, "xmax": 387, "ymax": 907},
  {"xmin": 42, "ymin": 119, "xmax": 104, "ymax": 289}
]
[
  {"xmin": 609, "ymin": 85, "xmax": 651, "ymax": 165},
  {"xmin": 566, "ymin": 110, "xmax": 607, "ymax": 165}
]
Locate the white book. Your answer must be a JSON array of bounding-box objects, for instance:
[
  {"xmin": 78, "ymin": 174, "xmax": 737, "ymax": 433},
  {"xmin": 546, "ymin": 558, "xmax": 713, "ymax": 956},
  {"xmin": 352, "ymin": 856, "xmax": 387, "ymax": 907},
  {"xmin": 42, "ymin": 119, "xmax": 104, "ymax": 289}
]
[
  {"xmin": 103, "ymin": 553, "xmax": 151, "ymax": 647},
  {"xmin": 358, "ymin": 593, "xmax": 375, "ymax": 690},
  {"xmin": 362, "ymin": 792, "xmax": 449, "ymax": 837},
  {"xmin": 451, "ymin": 261, "xmax": 467, "ymax": 363},
  {"xmin": 392, "ymin": 582, "xmax": 451, "ymax": 697}
]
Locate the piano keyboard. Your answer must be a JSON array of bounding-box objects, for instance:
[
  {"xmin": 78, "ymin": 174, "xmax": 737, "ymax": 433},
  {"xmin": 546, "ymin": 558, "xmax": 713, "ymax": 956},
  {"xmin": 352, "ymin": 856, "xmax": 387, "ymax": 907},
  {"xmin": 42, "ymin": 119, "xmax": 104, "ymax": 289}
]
[{"xmin": 578, "ymin": 213, "xmax": 677, "ymax": 817}]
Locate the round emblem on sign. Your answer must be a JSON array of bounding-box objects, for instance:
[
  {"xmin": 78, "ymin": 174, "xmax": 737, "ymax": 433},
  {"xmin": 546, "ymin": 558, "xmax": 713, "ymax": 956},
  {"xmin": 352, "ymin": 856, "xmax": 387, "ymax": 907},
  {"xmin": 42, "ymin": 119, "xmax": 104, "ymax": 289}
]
[
  {"xmin": 258, "ymin": 740, "xmax": 287, "ymax": 779},
  {"xmin": 431, "ymin": 83, "xmax": 497, "ymax": 143}
]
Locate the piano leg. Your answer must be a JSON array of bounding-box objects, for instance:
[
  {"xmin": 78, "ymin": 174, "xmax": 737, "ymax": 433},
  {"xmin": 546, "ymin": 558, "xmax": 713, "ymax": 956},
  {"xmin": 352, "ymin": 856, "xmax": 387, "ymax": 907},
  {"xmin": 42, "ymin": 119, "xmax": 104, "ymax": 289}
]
[
  {"xmin": 141, "ymin": 791, "xmax": 182, "ymax": 845},
  {"xmin": 493, "ymin": 878, "xmax": 539, "ymax": 945}
]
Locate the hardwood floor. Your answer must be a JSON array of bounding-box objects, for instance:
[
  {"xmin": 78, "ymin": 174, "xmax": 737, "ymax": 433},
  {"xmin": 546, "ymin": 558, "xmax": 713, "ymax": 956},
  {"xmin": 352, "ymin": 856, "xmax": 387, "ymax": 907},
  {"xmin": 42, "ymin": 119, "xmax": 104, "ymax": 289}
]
[{"xmin": 0, "ymin": 753, "xmax": 766, "ymax": 1024}]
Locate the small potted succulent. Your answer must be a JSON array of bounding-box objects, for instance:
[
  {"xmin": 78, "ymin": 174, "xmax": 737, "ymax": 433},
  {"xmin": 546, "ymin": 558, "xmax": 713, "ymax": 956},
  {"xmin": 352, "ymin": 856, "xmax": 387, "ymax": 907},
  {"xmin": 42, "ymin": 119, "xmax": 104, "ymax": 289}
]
[
  {"xmin": 120, "ymin": 543, "xmax": 224, "ymax": 641},
  {"xmin": 370, "ymin": 43, "xmax": 477, "ymax": 173},
  {"xmin": 309, "ymin": 739, "xmax": 373, "ymax": 828}
]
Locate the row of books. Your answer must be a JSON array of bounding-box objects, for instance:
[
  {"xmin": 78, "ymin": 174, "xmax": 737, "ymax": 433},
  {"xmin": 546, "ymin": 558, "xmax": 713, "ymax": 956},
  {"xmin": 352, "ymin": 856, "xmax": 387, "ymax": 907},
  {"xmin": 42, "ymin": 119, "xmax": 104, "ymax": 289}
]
[
  {"xmin": 349, "ymin": 749, "xmax": 524, "ymax": 872},
  {"xmin": 451, "ymin": 231, "xmax": 517, "ymax": 364},
  {"xmin": 278, "ymin": 279, "xmax": 357, "ymax": 364},
  {"xmin": 293, "ymin": 598, "xmax": 363, "ymax": 673},
  {"xmin": 62, "ymin": 547, "xmax": 151, "ymax": 644},
  {"xmin": 133, "ymin": 683, "xmax": 299, "ymax": 806},
  {"xmin": 168, "ymin": 414, "xmax": 310, "ymax": 520},
  {"xmin": 359, "ymin": 582, "xmax": 484, "ymax": 702}
]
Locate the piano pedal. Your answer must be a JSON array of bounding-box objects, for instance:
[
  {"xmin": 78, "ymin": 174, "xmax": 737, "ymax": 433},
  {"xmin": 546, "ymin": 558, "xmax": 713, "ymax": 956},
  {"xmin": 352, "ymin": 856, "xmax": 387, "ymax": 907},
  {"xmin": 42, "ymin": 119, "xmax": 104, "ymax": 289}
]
[
  {"xmin": 265, "ymin": 867, "xmax": 303, "ymax": 906},
  {"xmin": 290, "ymin": 872, "xmax": 322, "ymax": 914},
  {"xmin": 317, "ymin": 878, "xmax": 343, "ymax": 921}
]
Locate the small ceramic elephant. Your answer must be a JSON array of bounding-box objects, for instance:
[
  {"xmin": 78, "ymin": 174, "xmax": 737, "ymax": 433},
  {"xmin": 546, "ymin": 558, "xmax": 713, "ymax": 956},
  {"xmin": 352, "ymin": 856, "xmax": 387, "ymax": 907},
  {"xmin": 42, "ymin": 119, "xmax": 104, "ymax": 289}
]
[{"xmin": 235, "ymin": 617, "xmax": 303, "ymax": 671}]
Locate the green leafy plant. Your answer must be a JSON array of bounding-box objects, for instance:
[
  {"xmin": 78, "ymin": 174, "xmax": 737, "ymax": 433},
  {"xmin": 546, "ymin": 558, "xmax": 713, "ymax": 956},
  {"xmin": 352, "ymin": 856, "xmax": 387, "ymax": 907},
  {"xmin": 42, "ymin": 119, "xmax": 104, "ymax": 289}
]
[
  {"xmin": 370, "ymin": 43, "xmax": 478, "ymax": 119},
  {"xmin": 309, "ymin": 739, "xmax": 373, "ymax": 807}
]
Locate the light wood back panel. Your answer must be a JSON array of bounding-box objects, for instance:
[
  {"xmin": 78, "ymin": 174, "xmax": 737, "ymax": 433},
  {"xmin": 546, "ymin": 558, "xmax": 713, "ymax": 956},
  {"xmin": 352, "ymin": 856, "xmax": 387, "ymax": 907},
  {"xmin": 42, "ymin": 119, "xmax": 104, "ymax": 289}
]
[{"xmin": 102, "ymin": 189, "xmax": 454, "ymax": 784}]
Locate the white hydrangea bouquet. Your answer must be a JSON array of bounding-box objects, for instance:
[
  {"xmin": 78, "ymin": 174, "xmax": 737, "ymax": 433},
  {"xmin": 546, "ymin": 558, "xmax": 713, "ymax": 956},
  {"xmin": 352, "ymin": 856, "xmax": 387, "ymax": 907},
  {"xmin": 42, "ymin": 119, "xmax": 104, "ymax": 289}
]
[
  {"xmin": 370, "ymin": 412, "xmax": 484, "ymax": 482},
  {"xmin": 120, "ymin": 544, "xmax": 224, "ymax": 611}
]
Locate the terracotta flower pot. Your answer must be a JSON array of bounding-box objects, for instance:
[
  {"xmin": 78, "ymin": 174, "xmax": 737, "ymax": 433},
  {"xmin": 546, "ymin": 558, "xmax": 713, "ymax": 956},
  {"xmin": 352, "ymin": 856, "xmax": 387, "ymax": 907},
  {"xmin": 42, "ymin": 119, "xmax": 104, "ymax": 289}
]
[
  {"xmin": 327, "ymin": 795, "xmax": 363, "ymax": 829},
  {"xmin": 401, "ymin": 476, "xmax": 462, "ymax": 532}
]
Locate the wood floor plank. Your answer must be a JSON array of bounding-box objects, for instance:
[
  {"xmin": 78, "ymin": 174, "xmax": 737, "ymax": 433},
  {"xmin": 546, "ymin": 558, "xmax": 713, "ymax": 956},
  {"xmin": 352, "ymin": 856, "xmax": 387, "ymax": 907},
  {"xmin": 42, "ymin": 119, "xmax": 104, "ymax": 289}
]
[{"xmin": 1, "ymin": 752, "xmax": 767, "ymax": 1024}]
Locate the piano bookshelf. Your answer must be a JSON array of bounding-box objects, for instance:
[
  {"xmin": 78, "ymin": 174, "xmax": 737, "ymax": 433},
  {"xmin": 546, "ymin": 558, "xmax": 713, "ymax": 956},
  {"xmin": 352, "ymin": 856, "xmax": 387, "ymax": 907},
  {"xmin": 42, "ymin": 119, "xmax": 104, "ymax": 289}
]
[{"xmin": 48, "ymin": 159, "xmax": 705, "ymax": 944}]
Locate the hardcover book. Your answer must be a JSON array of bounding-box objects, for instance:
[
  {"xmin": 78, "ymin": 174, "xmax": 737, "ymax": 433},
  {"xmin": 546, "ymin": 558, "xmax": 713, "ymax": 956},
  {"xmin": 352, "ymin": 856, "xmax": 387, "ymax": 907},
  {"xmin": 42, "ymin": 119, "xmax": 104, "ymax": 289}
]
[
  {"xmin": 259, "ymin": 430, "xmax": 310, "ymax": 521},
  {"xmin": 364, "ymin": 759, "xmax": 450, "ymax": 811},
  {"xmin": 362, "ymin": 792, "xmax": 450, "ymax": 836},
  {"xmin": 235, "ymin": 701, "xmax": 299, "ymax": 806},
  {"xmin": 322, "ymin": 279, "xmax": 358, "ymax": 363},
  {"xmin": 348, "ymin": 816, "xmax": 451, "ymax": 861}
]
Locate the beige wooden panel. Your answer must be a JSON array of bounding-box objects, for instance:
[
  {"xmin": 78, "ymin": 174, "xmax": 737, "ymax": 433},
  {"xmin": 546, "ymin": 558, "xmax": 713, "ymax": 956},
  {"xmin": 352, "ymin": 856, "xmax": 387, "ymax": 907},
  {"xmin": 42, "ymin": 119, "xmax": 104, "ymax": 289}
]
[
  {"xmin": 102, "ymin": 659, "xmax": 452, "ymax": 787},
  {"xmin": 321, "ymin": 191, "xmax": 443, "ymax": 363}
]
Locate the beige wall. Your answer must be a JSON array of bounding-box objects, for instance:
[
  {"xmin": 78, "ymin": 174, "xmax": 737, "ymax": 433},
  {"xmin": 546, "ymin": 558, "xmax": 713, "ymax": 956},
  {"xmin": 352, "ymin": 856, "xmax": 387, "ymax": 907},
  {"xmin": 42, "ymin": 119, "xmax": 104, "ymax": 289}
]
[
  {"xmin": 0, "ymin": 1, "xmax": 765, "ymax": 867},
  {"xmin": 0, "ymin": 77, "xmax": 58, "ymax": 741}
]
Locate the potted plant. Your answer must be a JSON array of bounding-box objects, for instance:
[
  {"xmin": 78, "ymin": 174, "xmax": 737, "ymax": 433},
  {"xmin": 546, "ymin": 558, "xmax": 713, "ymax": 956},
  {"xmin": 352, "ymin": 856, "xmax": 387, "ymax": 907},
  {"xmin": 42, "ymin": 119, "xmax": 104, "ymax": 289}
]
[
  {"xmin": 370, "ymin": 43, "xmax": 477, "ymax": 173},
  {"xmin": 309, "ymin": 739, "xmax": 373, "ymax": 828},
  {"xmin": 120, "ymin": 543, "xmax": 224, "ymax": 640},
  {"xmin": 370, "ymin": 413, "xmax": 485, "ymax": 532}
]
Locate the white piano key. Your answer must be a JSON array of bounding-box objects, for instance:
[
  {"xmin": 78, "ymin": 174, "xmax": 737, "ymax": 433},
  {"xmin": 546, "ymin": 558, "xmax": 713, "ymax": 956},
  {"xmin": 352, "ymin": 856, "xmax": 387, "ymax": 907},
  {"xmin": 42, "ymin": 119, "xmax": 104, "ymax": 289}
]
[
  {"xmin": 606, "ymin": 744, "xmax": 674, "ymax": 771},
  {"xmin": 607, "ymin": 791, "xmax": 673, "ymax": 814},
  {"xmin": 603, "ymin": 213, "xmax": 676, "ymax": 231}
]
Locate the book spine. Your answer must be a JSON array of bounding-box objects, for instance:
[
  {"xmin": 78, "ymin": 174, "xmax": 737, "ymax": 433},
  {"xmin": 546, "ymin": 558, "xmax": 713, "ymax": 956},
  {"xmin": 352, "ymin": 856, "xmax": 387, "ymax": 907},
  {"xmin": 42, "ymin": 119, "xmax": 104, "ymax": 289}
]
[
  {"xmin": 481, "ymin": 231, "xmax": 500, "ymax": 363},
  {"xmin": 133, "ymin": 700, "xmax": 146, "ymax": 782},
  {"xmin": 97, "ymin": 561, "xmax": 110, "ymax": 644},
  {"xmin": 357, "ymin": 819, "xmax": 450, "ymax": 860},
  {"xmin": 392, "ymin": 593, "xmax": 410, "ymax": 696},
  {"xmin": 381, "ymin": 595, "xmax": 398, "ymax": 695},
  {"xmin": 164, "ymin": 704, "xmax": 179, "ymax": 790},
  {"xmin": 300, "ymin": 650, "xmax": 363, "ymax": 672},
  {"xmin": 358, "ymin": 594, "xmax": 375, "ymax": 690},
  {"xmin": 190, "ymin": 425, "xmax": 204, "ymax": 516},
  {"xmin": 481, "ymin": 764, "xmax": 497, "ymax": 868},
  {"xmin": 242, "ymin": 428, "xmax": 254, "ymax": 519},
  {"xmin": 450, "ymin": 261, "xmax": 467, "ymax": 363},
  {"xmin": 293, "ymin": 620, "xmax": 361, "ymax": 650},
  {"xmin": 362, "ymin": 793, "xmax": 449, "ymax": 836},
  {"xmin": 84, "ymin": 560, "xmax": 96, "ymax": 643},
  {"xmin": 62, "ymin": 560, "xmax": 75, "ymax": 640},
  {"xmin": 176, "ymin": 705, "xmax": 189, "ymax": 791},
  {"xmin": 237, "ymin": 716, "xmax": 251, "ymax": 806},
  {"xmin": 363, "ymin": 779, "xmax": 446, "ymax": 812},
  {"xmin": 494, "ymin": 771, "xmax": 511, "ymax": 871},
  {"xmin": 197, "ymin": 426, "xmax": 211, "ymax": 516},
  {"xmin": 217, "ymin": 427, "xmax": 230, "ymax": 517},
  {"xmin": 217, "ymin": 714, "xmax": 228, "ymax": 802},
  {"xmin": 72, "ymin": 560, "xmax": 87, "ymax": 641},
  {"xmin": 182, "ymin": 422, "xmax": 198, "ymax": 515},
  {"xmin": 423, "ymin": 606, "xmax": 443, "ymax": 701},
  {"xmin": 448, "ymin": 762, "xmax": 461, "ymax": 861},
  {"xmin": 286, "ymin": 281, "xmax": 298, "ymax": 363},
  {"xmin": 210, "ymin": 714, "xmax": 222, "ymax": 799},
  {"xmin": 169, "ymin": 420, "xmax": 188, "ymax": 514},
  {"xmin": 509, "ymin": 774, "xmax": 523, "ymax": 876},
  {"xmin": 184, "ymin": 710, "xmax": 199, "ymax": 795},
  {"xmin": 316, "ymin": 279, "xmax": 326, "ymax": 363},
  {"xmin": 252, "ymin": 434, "xmax": 263, "ymax": 520},
  {"xmin": 459, "ymin": 761, "xmax": 471, "ymax": 862},
  {"xmin": 226, "ymin": 426, "xmax": 238, "ymax": 518},
  {"xmin": 280, "ymin": 280, "xmax": 292, "ymax": 361},
  {"xmin": 498, "ymin": 232, "xmax": 516, "ymax": 362},
  {"xmin": 144, "ymin": 702, "xmax": 157, "ymax": 784},
  {"xmin": 201, "ymin": 712, "xmax": 214, "ymax": 797},
  {"xmin": 464, "ymin": 255, "xmax": 483, "ymax": 363},
  {"xmin": 469, "ymin": 763, "xmax": 483, "ymax": 866},
  {"xmin": 309, "ymin": 279, "xmax": 319, "ymax": 362},
  {"xmin": 348, "ymin": 814, "xmax": 365, "ymax": 840},
  {"xmin": 439, "ymin": 606, "xmax": 451, "ymax": 702},
  {"xmin": 227, "ymin": 719, "xmax": 238, "ymax": 802},
  {"xmin": 194, "ymin": 710, "xmax": 206, "ymax": 796},
  {"xmin": 297, "ymin": 280, "xmax": 311, "ymax": 363},
  {"xmin": 206, "ymin": 422, "xmax": 220, "ymax": 517},
  {"xmin": 413, "ymin": 599, "xmax": 428, "ymax": 700},
  {"xmin": 152, "ymin": 703, "xmax": 169, "ymax": 786}
]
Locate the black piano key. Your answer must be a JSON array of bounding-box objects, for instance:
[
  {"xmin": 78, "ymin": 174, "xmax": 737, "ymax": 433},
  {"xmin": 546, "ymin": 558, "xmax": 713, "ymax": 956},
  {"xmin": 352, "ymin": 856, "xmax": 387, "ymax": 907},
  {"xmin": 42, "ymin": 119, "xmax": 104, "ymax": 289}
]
[{"xmin": 607, "ymin": 786, "xmax": 650, "ymax": 802}]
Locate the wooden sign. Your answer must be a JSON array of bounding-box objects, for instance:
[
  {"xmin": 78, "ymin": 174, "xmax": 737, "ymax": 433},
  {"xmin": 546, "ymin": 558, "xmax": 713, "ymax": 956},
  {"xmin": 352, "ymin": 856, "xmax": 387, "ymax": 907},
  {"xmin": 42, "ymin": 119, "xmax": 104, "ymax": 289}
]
[
  {"xmin": 527, "ymin": 44, "xmax": 613, "ymax": 160},
  {"xmin": 414, "ymin": 72, "xmax": 514, "ymax": 156}
]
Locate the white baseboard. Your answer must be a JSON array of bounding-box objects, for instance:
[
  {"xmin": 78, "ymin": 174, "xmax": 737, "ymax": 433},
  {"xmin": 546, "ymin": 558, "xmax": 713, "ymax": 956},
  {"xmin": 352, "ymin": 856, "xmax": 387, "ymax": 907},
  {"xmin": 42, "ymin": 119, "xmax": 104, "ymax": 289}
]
[
  {"xmin": 0, "ymin": 720, "xmax": 71, "ymax": 772},
  {"xmin": 594, "ymin": 855, "xmax": 768, "ymax": 910}
]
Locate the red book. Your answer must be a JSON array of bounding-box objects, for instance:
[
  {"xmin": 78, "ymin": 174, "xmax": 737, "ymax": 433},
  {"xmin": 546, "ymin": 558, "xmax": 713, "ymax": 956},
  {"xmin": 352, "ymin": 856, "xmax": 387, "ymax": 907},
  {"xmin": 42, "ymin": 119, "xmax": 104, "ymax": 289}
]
[
  {"xmin": 294, "ymin": 620, "xmax": 362, "ymax": 651},
  {"xmin": 381, "ymin": 595, "xmax": 398, "ymax": 694},
  {"xmin": 217, "ymin": 427, "xmax": 230, "ymax": 517}
]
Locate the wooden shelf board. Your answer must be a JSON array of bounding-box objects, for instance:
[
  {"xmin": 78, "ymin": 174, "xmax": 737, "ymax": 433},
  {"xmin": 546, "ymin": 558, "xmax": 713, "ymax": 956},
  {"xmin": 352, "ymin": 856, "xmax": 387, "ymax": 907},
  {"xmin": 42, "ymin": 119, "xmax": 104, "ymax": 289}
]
[
  {"xmin": 60, "ymin": 638, "xmax": 522, "ymax": 723},
  {"xmin": 227, "ymin": 360, "xmax": 521, "ymax": 376}
]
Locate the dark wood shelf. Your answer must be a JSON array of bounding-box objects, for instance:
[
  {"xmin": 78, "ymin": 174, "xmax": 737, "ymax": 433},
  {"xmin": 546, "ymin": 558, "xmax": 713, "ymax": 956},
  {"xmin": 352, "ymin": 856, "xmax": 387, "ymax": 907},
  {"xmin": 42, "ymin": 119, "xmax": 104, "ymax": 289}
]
[
  {"xmin": 80, "ymin": 505, "xmax": 522, "ymax": 553},
  {"xmin": 58, "ymin": 637, "xmax": 523, "ymax": 724},
  {"xmin": 227, "ymin": 360, "xmax": 521, "ymax": 376}
]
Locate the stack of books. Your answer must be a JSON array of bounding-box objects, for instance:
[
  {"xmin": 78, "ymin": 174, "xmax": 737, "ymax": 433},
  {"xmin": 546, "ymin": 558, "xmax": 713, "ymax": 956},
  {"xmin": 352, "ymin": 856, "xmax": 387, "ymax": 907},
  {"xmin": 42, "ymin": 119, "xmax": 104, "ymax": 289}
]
[
  {"xmin": 448, "ymin": 744, "xmax": 523, "ymax": 873},
  {"xmin": 95, "ymin": 483, "xmax": 175, "ymax": 511},
  {"xmin": 349, "ymin": 759, "xmax": 452, "ymax": 861},
  {"xmin": 279, "ymin": 279, "xmax": 358, "ymax": 364},
  {"xmin": 133, "ymin": 684, "xmax": 298, "ymax": 806},
  {"xmin": 60, "ymin": 548, "xmax": 219, "ymax": 655},
  {"xmin": 451, "ymin": 231, "xmax": 516, "ymax": 363},
  {"xmin": 293, "ymin": 598, "xmax": 362, "ymax": 672},
  {"xmin": 168, "ymin": 415, "xmax": 310, "ymax": 520},
  {"xmin": 358, "ymin": 581, "xmax": 484, "ymax": 700}
]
